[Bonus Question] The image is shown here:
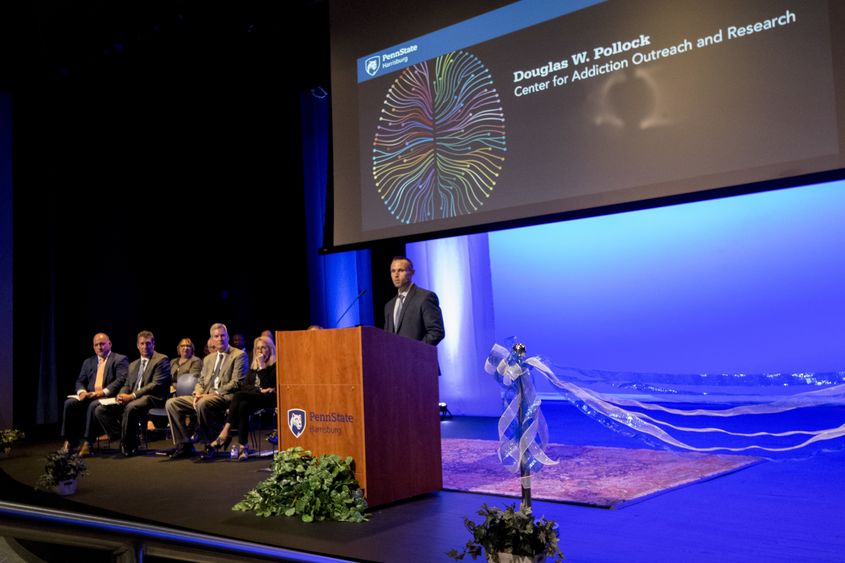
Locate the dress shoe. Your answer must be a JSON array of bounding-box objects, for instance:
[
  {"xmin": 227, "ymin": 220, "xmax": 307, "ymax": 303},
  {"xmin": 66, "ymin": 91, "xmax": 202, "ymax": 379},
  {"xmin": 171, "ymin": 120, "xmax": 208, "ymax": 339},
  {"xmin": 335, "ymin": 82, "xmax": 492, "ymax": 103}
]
[
  {"xmin": 233, "ymin": 444, "xmax": 249, "ymax": 462},
  {"xmin": 198, "ymin": 444, "xmax": 218, "ymax": 461},
  {"xmin": 77, "ymin": 441, "xmax": 92, "ymax": 457},
  {"xmin": 168, "ymin": 445, "xmax": 194, "ymax": 460},
  {"xmin": 208, "ymin": 436, "xmax": 231, "ymax": 450}
]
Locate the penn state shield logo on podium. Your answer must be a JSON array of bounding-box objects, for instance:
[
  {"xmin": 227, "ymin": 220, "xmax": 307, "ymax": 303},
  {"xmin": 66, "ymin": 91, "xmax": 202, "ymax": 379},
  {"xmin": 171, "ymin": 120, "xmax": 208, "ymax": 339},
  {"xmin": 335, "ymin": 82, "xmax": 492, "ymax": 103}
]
[{"xmin": 287, "ymin": 408, "xmax": 307, "ymax": 438}]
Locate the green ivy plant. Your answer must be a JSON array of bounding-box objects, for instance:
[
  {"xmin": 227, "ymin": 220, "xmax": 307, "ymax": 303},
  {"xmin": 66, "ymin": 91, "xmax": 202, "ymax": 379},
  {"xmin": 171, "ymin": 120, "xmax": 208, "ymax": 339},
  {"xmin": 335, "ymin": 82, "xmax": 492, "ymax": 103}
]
[
  {"xmin": 233, "ymin": 447, "xmax": 368, "ymax": 523},
  {"xmin": 0, "ymin": 429, "xmax": 25, "ymax": 447},
  {"xmin": 448, "ymin": 503, "xmax": 564, "ymax": 562},
  {"xmin": 35, "ymin": 451, "xmax": 88, "ymax": 491}
]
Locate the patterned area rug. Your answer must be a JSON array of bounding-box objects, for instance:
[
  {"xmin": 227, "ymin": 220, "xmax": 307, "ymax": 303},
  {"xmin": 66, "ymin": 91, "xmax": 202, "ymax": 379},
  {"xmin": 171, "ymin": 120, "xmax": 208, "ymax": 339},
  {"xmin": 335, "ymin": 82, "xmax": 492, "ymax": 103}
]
[{"xmin": 441, "ymin": 438, "xmax": 761, "ymax": 508}]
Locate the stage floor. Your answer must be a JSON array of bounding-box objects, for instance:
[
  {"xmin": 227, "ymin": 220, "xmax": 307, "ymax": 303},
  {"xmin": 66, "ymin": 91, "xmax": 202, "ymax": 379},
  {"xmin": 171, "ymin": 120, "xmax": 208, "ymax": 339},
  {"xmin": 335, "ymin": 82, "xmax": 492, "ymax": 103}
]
[{"xmin": 2, "ymin": 403, "xmax": 845, "ymax": 562}]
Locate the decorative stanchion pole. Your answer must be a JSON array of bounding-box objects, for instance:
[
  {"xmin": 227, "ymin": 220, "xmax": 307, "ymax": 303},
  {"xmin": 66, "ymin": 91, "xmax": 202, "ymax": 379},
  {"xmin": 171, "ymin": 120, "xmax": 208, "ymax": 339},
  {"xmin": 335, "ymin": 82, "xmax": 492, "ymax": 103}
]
[
  {"xmin": 513, "ymin": 343, "xmax": 532, "ymax": 510},
  {"xmin": 446, "ymin": 342, "xmax": 566, "ymax": 563},
  {"xmin": 485, "ymin": 341, "xmax": 556, "ymax": 510}
]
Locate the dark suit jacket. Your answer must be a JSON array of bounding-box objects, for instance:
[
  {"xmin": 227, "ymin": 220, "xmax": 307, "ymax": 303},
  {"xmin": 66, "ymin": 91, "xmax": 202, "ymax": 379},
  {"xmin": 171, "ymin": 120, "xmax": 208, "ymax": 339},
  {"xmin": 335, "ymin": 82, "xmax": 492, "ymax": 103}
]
[
  {"xmin": 195, "ymin": 346, "xmax": 248, "ymax": 400},
  {"xmin": 242, "ymin": 364, "xmax": 276, "ymax": 392},
  {"xmin": 121, "ymin": 352, "xmax": 172, "ymax": 401},
  {"xmin": 75, "ymin": 353, "xmax": 129, "ymax": 396},
  {"xmin": 384, "ymin": 284, "xmax": 445, "ymax": 346}
]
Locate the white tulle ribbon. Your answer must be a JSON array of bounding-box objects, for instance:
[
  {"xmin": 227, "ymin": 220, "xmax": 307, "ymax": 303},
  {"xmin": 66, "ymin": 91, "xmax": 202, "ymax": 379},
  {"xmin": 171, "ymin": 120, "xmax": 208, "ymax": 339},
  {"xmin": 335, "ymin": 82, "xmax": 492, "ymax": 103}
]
[
  {"xmin": 522, "ymin": 353, "xmax": 845, "ymax": 454},
  {"xmin": 485, "ymin": 344, "xmax": 557, "ymax": 486}
]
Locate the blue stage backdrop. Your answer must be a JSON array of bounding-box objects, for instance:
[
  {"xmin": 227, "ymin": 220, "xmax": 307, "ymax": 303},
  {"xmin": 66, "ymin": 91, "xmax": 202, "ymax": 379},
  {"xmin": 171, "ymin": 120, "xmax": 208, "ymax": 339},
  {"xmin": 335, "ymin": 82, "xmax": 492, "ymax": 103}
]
[
  {"xmin": 304, "ymin": 89, "xmax": 845, "ymax": 415},
  {"xmin": 407, "ymin": 234, "xmax": 503, "ymax": 416},
  {"xmin": 411, "ymin": 179, "xmax": 845, "ymax": 414},
  {"xmin": 302, "ymin": 89, "xmax": 373, "ymax": 331}
]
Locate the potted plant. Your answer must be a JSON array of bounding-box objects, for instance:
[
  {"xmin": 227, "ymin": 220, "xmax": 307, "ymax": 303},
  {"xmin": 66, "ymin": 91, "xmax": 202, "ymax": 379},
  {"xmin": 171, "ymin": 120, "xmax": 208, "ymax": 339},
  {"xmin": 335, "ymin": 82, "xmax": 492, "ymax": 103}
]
[
  {"xmin": 35, "ymin": 451, "xmax": 88, "ymax": 495},
  {"xmin": 0, "ymin": 429, "xmax": 25, "ymax": 456},
  {"xmin": 233, "ymin": 447, "xmax": 368, "ymax": 522},
  {"xmin": 448, "ymin": 503, "xmax": 564, "ymax": 562},
  {"xmin": 450, "ymin": 342, "xmax": 565, "ymax": 562}
]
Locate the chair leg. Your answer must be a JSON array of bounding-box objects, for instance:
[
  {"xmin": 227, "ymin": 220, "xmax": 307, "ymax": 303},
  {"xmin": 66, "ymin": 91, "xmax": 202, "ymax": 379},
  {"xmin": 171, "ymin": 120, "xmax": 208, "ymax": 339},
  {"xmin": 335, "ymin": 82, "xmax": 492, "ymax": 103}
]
[
  {"xmin": 248, "ymin": 409, "xmax": 278, "ymax": 457},
  {"xmin": 250, "ymin": 425, "xmax": 258, "ymax": 454},
  {"xmin": 138, "ymin": 417, "xmax": 149, "ymax": 450},
  {"xmin": 95, "ymin": 434, "xmax": 108, "ymax": 451}
]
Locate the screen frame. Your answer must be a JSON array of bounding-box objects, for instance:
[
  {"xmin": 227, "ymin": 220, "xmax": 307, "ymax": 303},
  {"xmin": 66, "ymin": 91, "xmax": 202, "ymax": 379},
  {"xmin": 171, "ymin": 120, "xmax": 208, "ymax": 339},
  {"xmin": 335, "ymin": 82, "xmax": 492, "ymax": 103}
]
[{"xmin": 326, "ymin": 0, "xmax": 845, "ymax": 254}]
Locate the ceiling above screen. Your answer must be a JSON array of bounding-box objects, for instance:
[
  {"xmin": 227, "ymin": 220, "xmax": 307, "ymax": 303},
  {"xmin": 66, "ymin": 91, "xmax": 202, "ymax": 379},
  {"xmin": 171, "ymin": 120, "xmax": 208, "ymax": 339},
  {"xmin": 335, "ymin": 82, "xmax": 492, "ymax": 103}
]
[{"xmin": 329, "ymin": 0, "xmax": 845, "ymax": 250}]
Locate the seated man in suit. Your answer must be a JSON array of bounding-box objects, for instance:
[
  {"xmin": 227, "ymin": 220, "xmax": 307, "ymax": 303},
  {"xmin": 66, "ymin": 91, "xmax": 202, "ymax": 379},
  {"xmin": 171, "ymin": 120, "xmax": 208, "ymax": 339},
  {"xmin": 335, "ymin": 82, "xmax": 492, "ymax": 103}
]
[
  {"xmin": 384, "ymin": 256, "xmax": 445, "ymax": 346},
  {"xmin": 61, "ymin": 333, "xmax": 129, "ymax": 456},
  {"xmin": 165, "ymin": 322, "xmax": 248, "ymax": 459},
  {"xmin": 94, "ymin": 330, "xmax": 171, "ymax": 456}
]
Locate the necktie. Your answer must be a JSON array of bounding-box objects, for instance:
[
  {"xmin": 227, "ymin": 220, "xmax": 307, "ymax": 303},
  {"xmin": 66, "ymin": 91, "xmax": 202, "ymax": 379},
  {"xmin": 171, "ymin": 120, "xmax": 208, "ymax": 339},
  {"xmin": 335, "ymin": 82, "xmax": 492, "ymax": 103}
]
[
  {"xmin": 136, "ymin": 358, "xmax": 147, "ymax": 390},
  {"xmin": 394, "ymin": 294, "xmax": 405, "ymax": 332},
  {"xmin": 94, "ymin": 357, "xmax": 106, "ymax": 392},
  {"xmin": 213, "ymin": 352, "xmax": 224, "ymax": 390}
]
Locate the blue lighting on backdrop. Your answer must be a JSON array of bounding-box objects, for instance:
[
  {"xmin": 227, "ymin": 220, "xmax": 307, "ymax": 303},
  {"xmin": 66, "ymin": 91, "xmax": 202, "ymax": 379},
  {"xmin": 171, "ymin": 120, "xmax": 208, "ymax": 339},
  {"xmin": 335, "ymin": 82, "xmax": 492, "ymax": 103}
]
[
  {"xmin": 305, "ymin": 87, "xmax": 845, "ymax": 414},
  {"xmin": 410, "ymin": 179, "xmax": 845, "ymax": 413},
  {"xmin": 302, "ymin": 90, "xmax": 373, "ymax": 330},
  {"xmin": 490, "ymin": 180, "xmax": 845, "ymax": 376}
]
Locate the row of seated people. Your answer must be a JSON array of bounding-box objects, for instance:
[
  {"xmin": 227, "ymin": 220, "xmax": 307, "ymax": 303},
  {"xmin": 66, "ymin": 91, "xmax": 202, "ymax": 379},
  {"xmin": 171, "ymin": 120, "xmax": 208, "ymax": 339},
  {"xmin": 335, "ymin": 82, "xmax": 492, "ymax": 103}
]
[{"xmin": 60, "ymin": 323, "xmax": 276, "ymax": 460}]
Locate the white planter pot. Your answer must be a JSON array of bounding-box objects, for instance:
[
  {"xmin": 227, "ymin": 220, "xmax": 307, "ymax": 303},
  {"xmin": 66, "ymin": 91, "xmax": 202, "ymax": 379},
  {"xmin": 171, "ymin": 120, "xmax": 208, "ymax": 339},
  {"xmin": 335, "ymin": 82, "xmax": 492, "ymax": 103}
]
[{"xmin": 55, "ymin": 479, "xmax": 78, "ymax": 496}]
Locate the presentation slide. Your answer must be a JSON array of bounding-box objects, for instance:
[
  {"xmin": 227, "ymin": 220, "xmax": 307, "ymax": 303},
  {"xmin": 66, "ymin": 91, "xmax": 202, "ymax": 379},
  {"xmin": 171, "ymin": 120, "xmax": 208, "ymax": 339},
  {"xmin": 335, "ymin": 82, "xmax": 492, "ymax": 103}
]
[{"xmin": 330, "ymin": 0, "xmax": 845, "ymax": 248}]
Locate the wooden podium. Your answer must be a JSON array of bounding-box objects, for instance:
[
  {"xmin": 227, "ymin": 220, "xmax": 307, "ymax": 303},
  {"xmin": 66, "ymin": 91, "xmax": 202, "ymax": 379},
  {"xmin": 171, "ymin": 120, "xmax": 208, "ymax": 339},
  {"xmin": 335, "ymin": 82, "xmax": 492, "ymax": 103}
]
[{"xmin": 275, "ymin": 326, "xmax": 442, "ymax": 507}]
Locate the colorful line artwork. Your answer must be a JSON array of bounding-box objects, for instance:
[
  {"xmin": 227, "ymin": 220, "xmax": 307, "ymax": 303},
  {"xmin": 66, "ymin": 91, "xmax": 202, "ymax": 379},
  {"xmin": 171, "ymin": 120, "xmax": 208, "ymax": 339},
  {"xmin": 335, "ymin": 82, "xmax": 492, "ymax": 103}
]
[{"xmin": 373, "ymin": 51, "xmax": 507, "ymax": 224}]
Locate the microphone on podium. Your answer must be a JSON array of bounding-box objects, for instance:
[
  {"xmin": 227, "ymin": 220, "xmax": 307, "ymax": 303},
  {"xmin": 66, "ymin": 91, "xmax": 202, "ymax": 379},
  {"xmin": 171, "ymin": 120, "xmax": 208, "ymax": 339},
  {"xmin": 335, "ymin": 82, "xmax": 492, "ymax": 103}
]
[{"xmin": 334, "ymin": 289, "xmax": 367, "ymax": 328}]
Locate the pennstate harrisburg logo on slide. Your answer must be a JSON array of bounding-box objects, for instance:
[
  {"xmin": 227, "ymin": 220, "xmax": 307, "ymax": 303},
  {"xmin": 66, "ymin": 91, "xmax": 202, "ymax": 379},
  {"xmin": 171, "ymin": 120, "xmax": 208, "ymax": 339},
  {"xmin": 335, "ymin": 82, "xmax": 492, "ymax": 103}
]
[
  {"xmin": 365, "ymin": 56, "xmax": 381, "ymax": 77},
  {"xmin": 287, "ymin": 408, "xmax": 307, "ymax": 438}
]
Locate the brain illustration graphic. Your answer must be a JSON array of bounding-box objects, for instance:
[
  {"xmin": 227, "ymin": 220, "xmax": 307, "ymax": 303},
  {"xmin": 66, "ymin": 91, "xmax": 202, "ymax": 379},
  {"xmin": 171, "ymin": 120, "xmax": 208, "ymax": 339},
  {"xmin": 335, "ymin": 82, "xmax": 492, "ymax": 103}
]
[{"xmin": 373, "ymin": 51, "xmax": 506, "ymax": 224}]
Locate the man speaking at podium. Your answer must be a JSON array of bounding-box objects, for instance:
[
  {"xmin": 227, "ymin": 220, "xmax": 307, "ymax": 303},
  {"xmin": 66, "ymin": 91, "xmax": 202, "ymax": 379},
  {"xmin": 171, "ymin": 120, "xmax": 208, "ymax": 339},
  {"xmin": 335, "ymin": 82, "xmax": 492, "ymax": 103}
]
[{"xmin": 384, "ymin": 256, "xmax": 444, "ymax": 346}]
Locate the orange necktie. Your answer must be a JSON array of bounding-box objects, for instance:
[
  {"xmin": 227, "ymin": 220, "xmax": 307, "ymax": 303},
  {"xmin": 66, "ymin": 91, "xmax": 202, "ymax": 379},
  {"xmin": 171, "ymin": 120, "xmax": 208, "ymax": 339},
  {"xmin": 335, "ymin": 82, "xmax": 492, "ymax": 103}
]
[{"xmin": 94, "ymin": 357, "xmax": 106, "ymax": 392}]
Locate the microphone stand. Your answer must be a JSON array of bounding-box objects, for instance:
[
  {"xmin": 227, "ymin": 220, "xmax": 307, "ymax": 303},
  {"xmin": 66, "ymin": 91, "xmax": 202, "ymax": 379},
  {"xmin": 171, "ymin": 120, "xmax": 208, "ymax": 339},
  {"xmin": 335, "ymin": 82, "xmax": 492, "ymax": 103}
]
[{"xmin": 334, "ymin": 289, "xmax": 367, "ymax": 327}]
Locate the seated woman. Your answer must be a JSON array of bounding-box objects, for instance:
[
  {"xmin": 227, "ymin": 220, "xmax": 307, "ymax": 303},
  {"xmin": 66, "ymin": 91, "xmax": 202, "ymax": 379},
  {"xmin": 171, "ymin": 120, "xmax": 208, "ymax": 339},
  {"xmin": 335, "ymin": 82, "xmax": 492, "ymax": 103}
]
[
  {"xmin": 208, "ymin": 335, "xmax": 276, "ymax": 460},
  {"xmin": 148, "ymin": 337, "xmax": 203, "ymax": 432},
  {"xmin": 171, "ymin": 338, "xmax": 203, "ymax": 390}
]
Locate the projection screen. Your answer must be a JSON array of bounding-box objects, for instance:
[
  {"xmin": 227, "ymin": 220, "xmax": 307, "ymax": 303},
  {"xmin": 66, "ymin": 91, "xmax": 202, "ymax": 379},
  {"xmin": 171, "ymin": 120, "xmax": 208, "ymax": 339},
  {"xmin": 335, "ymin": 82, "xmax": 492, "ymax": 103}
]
[{"xmin": 329, "ymin": 0, "xmax": 845, "ymax": 249}]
